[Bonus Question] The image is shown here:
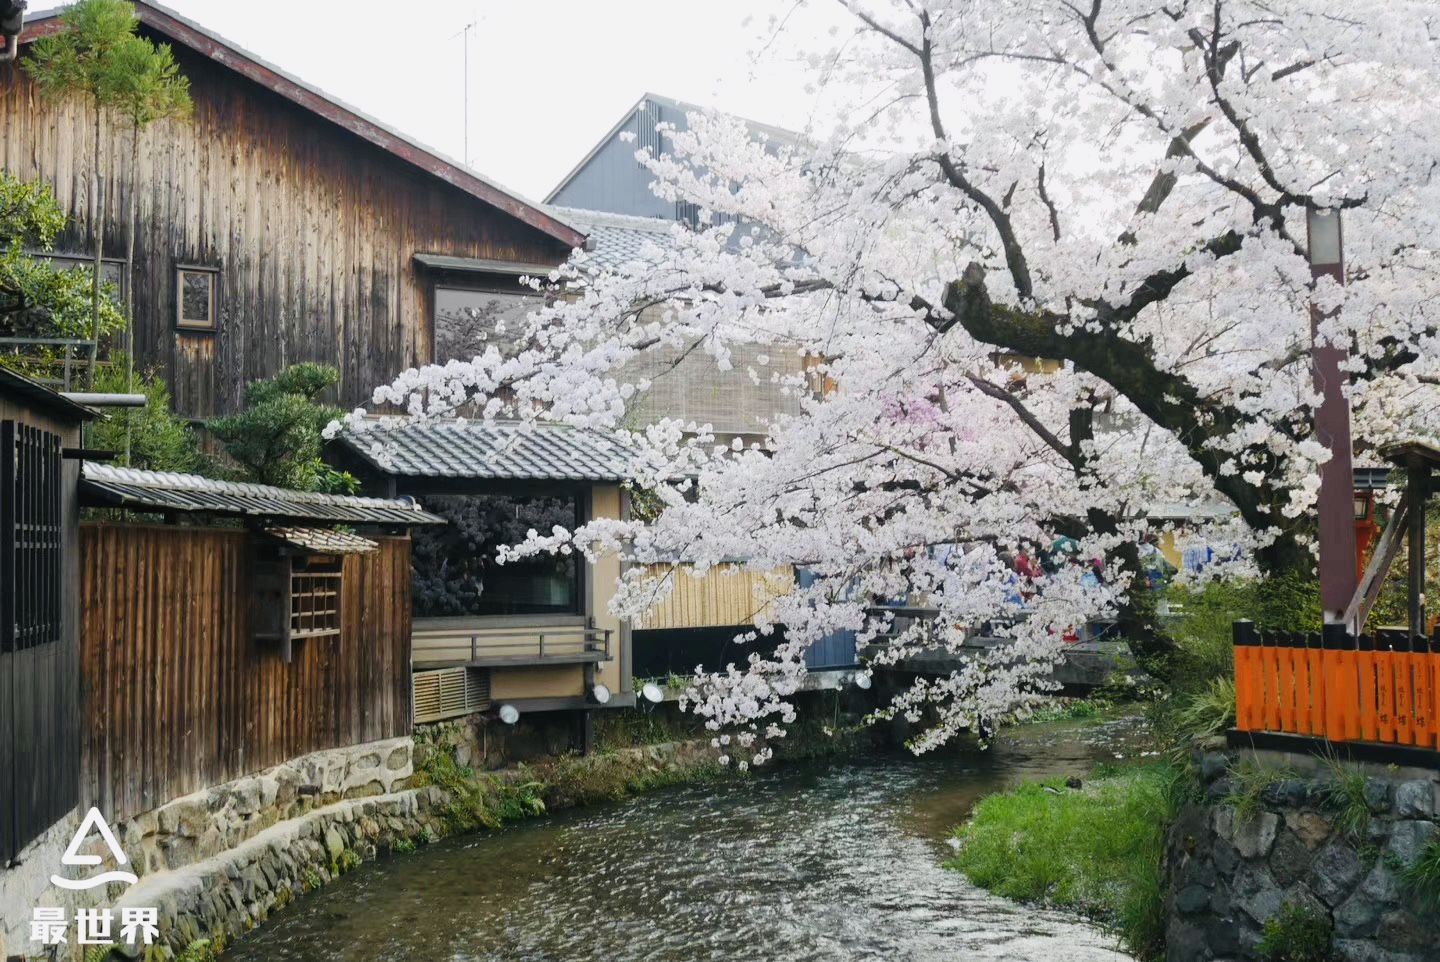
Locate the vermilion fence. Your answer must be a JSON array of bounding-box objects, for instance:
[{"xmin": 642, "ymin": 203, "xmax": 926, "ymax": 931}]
[{"xmin": 1233, "ymin": 622, "xmax": 1440, "ymax": 750}]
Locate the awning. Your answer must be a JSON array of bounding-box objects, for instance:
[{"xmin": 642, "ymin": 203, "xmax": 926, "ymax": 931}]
[
  {"xmin": 263, "ymin": 526, "xmax": 379, "ymax": 555},
  {"xmin": 412, "ymin": 253, "xmax": 559, "ymax": 277},
  {"xmin": 80, "ymin": 463, "xmax": 446, "ymax": 526}
]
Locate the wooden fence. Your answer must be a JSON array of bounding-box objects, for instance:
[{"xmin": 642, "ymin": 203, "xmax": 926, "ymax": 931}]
[
  {"xmin": 1233, "ymin": 622, "xmax": 1439, "ymax": 750},
  {"xmin": 634, "ymin": 564, "xmax": 793, "ymax": 631},
  {"xmin": 81, "ymin": 523, "xmax": 412, "ymax": 821}
]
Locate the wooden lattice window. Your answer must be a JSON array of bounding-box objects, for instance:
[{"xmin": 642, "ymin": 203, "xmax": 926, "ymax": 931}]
[
  {"xmin": 1, "ymin": 421, "xmax": 63, "ymax": 653},
  {"xmin": 290, "ymin": 556, "xmax": 342, "ymax": 640}
]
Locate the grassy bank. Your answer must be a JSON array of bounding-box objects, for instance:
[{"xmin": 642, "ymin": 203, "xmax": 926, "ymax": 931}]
[{"xmin": 947, "ymin": 761, "xmax": 1184, "ymax": 960}]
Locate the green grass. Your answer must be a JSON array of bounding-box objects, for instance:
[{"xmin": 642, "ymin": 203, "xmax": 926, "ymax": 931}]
[
  {"xmin": 947, "ymin": 762, "xmax": 1184, "ymax": 961},
  {"xmin": 1257, "ymin": 902, "xmax": 1334, "ymax": 962},
  {"xmin": 1225, "ymin": 759, "xmax": 1297, "ymax": 821},
  {"xmin": 1318, "ymin": 757, "xmax": 1371, "ymax": 841},
  {"xmin": 1397, "ymin": 836, "xmax": 1440, "ymax": 912}
]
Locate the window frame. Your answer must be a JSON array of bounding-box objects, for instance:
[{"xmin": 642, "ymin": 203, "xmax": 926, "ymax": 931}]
[
  {"xmin": 428, "ymin": 275, "xmax": 545, "ymax": 365},
  {"xmin": 174, "ymin": 264, "xmax": 221, "ymax": 334}
]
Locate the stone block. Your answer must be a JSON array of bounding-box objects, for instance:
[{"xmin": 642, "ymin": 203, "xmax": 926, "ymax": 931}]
[
  {"xmin": 1383, "ymin": 819, "xmax": 1436, "ymax": 868},
  {"xmin": 386, "ymin": 746, "xmax": 411, "ymax": 771},
  {"xmin": 1284, "ymin": 810, "xmax": 1332, "ymax": 850},
  {"xmin": 1308, "ymin": 838, "xmax": 1365, "ymax": 907},
  {"xmin": 324, "ymin": 826, "xmax": 345, "ymax": 862},
  {"xmin": 1363, "ymin": 778, "xmax": 1392, "ymax": 814},
  {"xmin": 1176, "ymin": 884, "xmax": 1211, "ymax": 914},
  {"xmin": 1268, "ymin": 831, "xmax": 1312, "ymax": 887}
]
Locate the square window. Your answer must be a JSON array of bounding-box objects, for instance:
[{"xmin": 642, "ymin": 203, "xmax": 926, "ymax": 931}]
[{"xmin": 176, "ymin": 267, "xmax": 218, "ymax": 331}]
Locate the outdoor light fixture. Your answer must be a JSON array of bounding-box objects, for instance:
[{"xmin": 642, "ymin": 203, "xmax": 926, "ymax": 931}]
[
  {"xmin": 589, "ymin": 683, "xmax": 612, "ymax": 705},
  {"xmin": 1354, "ymin": 494, "xmax": 1370, "ymax": 521},
  {"xmin": 853, "ymin": 672, "xmax": 873, "ymax": 691},
  {"xmin": 0, "ymin": 0, "xmax": 24, "ymax": 63},
  {"xmin": 641, "ymin": 682, "xmax": 665, "ymax": 704},
  {"xmin": 1306, "ymin": 208, "xmax": 1343, "ymax": 269},
  {"xmin": 497, "ymin": 703, "xmax": 520, "ymax": 725}
]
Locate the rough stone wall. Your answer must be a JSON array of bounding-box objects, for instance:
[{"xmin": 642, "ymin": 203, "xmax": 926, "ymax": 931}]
[
  {"xmin": 0, "ymin": 736, "xmax": 414, "ymax": 960},
  {"xmin": 1165, "ymin": 746, "xmax": 1440, "ymax": 962}
]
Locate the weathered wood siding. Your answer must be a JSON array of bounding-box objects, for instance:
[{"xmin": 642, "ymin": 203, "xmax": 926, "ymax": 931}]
[
  {"xmin": 634, "ymin": 564, "xmax": 793, "ymax": 631},
  {"xmin": 0, "ymin": 42, "xmax": 571, "ymax": 417},
  {"xmin": 80, "ymin": 524, "xmax": 412, "ymax": 822}
]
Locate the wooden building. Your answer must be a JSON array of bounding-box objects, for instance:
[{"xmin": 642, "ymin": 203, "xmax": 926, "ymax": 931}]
[
  {"xmin": 332, "ymin": 419, "xmax": 637, "ymax": 725},
  {"xmin": 75, "ymin": 463, "xmax": 441, "ymax": 821},
  {"xmin": 4, "ymin": 1, "xmax": 586, "ymax": 417},
  {"xmin": 0, "ymin": 368, "xmax": 92, "ymax": 865}
]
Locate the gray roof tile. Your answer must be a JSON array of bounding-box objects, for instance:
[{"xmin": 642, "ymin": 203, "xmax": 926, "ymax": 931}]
[{"xmin": 340, "ymin": 419, "xmax": 637, "ymax": 482}]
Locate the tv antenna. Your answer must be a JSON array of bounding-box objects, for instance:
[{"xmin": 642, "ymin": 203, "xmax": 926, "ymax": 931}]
[{"xmin": 452, "ymin": 16, "xmax": 479, "ymax": 166}]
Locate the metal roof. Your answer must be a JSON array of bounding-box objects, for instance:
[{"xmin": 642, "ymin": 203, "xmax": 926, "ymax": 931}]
[
  {"xmin": 545, "ymin": 92, "xmax": 804, "ymax": 205},
  {"xmin": 80, "ymin": 463, "xmax": 445, "ymax": 525},
  {"xmin": 547, "ymin": 207, "xmax": 680, "ymax": 274},
  {"xmin": 264, "ymin": 526, "xmax": 379, "ymax": 555},
  {"xmin": 23, "ymin": 3, "xmax": 586, "ymax": 250},
  {"xmin": 339, "ymin": 419, "xmax": 638, "ymax": 483},
  {"xmin": 0, "ymin": 366, "xmax": 97, "ymax": 421}
]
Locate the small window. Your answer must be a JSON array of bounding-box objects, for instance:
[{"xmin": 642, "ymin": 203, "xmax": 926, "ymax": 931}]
[{"xmin": 176, "ymin": 266, "xmax": 219, "ymax": 331}]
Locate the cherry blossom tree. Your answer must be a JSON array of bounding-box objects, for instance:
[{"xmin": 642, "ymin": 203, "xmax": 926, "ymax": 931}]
[{"xmin": 338, "ymin": 0, "xmax": 1440, "ymax": 756}]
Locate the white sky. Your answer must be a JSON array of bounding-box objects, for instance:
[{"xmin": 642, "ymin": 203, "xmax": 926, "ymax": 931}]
[{"xmin": 146, "ymin": 0, "xmax": 841, "ymax": 201}]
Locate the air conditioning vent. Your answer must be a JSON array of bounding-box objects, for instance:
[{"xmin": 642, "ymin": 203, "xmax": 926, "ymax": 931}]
[{"xmin": 413, "ymin": 667, "xmax": 490, "ymax": 724}]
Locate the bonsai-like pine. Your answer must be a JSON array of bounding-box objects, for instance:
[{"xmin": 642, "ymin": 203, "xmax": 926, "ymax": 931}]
[
  {"xmin": 208, "ymin": 363, "xmax": 358, "ymax": 493},
  {"xmin": 24, "ymin": 0, "xmax": 191, "ymax": 385}
]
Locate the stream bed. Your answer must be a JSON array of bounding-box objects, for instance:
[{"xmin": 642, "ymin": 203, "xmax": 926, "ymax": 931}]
[{"xmin": 229, "ymin": 716, "xmax": 1146, "ymax": 962}]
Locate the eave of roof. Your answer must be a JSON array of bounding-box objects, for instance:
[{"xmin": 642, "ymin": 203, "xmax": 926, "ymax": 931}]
[
  {"xmin": 0, "ymin": 366, "xmax": 97, "ymax": 421},
  {"xmin": 23, "ymin": 2, "xmax": 587, "ymax": 250},
  {"xmin": 80, "ymin": 462, "xmax": 445, "ymax": 526},
  {"xmin": 339, "ymin": 418, "xmax": 638, "ymax": 483}
]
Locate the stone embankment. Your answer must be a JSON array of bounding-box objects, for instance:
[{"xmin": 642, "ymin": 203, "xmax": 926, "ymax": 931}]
[{"xmin": 1165, "ymin": 742, "xmax": 1439, "ymax": 962}]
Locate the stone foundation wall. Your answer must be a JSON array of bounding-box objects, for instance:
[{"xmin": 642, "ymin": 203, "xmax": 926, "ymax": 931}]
[
  {"xmin": 1165, "ymin": 744, "xmax": 1440, "ymax": 962},
  {"xmin": 0, "ymin": 736, "xmax": 416, "ymax": 960}
]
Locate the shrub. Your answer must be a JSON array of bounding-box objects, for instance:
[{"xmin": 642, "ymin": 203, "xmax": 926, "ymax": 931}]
[
  {"xmin": 1257, "ymin": 902, "xmax": 1333, "ymax": 962},
  {"xmin": 89, "ymin": 366, "xmax": 207, "ymax": 473},
  {"xmin": 1397, "ymin": 836, "xmax": 1440, "ymax": 912},
  {"xmin": 1318, "ymin": 758, "xmax": 1371, "ymax": 841},
  {"xmin": 947, "ymin": 762, "xmax": 1183, "ymax": 960}
]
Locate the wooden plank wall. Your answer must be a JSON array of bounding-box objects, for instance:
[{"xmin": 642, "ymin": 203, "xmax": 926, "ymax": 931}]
[
  {"xmin": 634, "ymin": 564, "xmax": 793, "ymax": 631},
  {"xmin": 80, "ymin": 523, "xmax": 412, "ymax": 822},
  {"xmin": 0, "ymin": 41, "xmax": 571, "ymax": 418}
]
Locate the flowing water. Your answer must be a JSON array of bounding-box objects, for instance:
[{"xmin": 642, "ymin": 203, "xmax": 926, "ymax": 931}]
[{"xmin": 230, "ymin": 717, "xmax": 1146, "ymax": 962}]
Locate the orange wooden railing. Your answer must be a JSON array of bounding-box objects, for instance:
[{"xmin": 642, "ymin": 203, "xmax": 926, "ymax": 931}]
[{"xmin": 1233, "ymin": 622, "xmax": 1440, "ymax": 750}]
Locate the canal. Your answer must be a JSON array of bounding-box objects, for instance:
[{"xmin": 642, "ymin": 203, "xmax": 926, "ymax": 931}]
[{"xmin": 230, "ymin": 716, "xmax": 1144, "ymax": 962}]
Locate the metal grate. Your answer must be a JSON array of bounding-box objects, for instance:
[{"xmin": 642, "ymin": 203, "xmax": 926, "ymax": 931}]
[
  {"xmin": 413, "ymin": 667, "xmax": 491, "ymax": 724},
  {"xmin": 1, "ymin": 421, "xmax": 63, "ymax": 653}
]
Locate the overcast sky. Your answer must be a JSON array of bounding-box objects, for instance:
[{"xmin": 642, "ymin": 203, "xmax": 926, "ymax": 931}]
[{"xmin": 142, "ymin": 0, "xmax": 837, "ymax": 201}]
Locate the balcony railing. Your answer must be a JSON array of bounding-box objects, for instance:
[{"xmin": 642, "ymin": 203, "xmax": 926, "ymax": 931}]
[
  {"xmin": 1233, "ymin": 621, "xmax": 1439, "ymax": 753},
  {"xmin": 413, "ymin": 622, "xmax": 613, "ymax": 669}
]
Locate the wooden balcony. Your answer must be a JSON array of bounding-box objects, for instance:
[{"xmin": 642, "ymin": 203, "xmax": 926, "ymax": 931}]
[{"xmin": 412, "ymin": 619, "xmax": 613, "ymax": 670}]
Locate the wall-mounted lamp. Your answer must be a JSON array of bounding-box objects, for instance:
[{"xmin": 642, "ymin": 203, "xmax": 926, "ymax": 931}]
[
  {"xmin": 853, "ymin": 672, "xmax": 873, "ymax": 690},
  {"xmin": 497, "ymin": 703, "xmax": 520, "ymax": 725}
]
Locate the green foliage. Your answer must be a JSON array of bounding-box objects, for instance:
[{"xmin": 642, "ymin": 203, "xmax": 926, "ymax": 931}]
[
  {"xmin": 1318, "ymin": 758, "xmax": 1371, "ymax": 841},
  {"xmin": 1257, "ymin": 902, "xmax": 1334, "ymax": 962},
  {"xmin": 1171, "ymin": 676, "xmax": 1238, "ymax": 743},
  {"xmin": 390, "ymin": 836, "xmax": 417, "ymax": 855},
  {"xmin": 174, "ymin": 935, "xmax": 224, "ymax": 962},
  {"xmin": 1396, "ymin": 836, "xmax": 1440, "ymax": 912},
  {"xmin": 1224, "ymin": 760, "xmax": 1297, "ymax": 821},
  {"xmin": 0, "ymin": 173, "xmax": 127, "ymax": 363},
  {"xmin": 207, "ymin": 363, "xmax": 358, "ymax": 492},
  {"xmin": 89, "ymin": 365, "xmax": 208, "ymax": 472},
  {"xmin": 947, "ymin": 763, "xmax": 1184, "ymax": 961},
  {"xmin": 335, "ymin": 848, "xmax": 363, "ymax": 874},
  {"xmin": 301, "ymin": 868, "xmax": 322, "ymax": 892}
]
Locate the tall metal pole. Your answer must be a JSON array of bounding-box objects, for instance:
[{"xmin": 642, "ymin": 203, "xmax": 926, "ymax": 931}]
[{"xmin": 1307, "ymin": 207, "xmax": 1357, "ymax": 627}]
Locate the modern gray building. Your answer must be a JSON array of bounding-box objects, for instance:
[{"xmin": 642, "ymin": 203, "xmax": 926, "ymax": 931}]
[{"xmin": 545, "ymin": 92, "xmax": 801, "ymax": 225}]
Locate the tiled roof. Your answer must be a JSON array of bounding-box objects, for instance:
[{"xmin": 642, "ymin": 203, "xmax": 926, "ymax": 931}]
[
  {"xmin": 549, "ymin": 206, "xmax": 679, "ymax": 274},
  {"xmin": 80, "ymin": 463, "xmax": 444, "ymax": 525},
  {"xmin": 264, "ymin": 526, "xmax": 379, "ymax": 554},
  {"xmin": 339, "ymin": 419, "xmax": 637, "ymax": 482}
]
